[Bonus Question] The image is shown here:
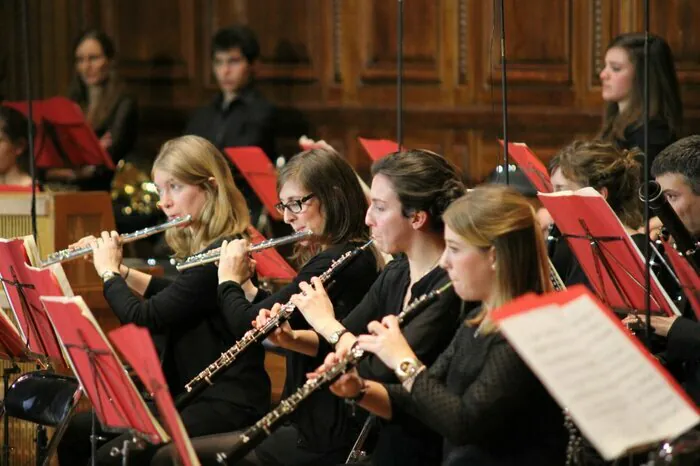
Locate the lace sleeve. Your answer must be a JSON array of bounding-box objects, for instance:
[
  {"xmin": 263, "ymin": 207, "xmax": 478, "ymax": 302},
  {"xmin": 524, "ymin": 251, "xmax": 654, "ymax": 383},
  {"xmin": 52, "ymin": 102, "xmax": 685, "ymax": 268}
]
[{"xmin": 402, "ymin": 339, "xmax": 538, "ymax": 446}]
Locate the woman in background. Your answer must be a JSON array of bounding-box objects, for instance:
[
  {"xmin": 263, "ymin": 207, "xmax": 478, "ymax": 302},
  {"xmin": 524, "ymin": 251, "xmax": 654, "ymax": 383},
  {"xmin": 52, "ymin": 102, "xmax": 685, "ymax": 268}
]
[{"xmin": 0, "ymin": 106, "xmax": 33, "ymax": 187}]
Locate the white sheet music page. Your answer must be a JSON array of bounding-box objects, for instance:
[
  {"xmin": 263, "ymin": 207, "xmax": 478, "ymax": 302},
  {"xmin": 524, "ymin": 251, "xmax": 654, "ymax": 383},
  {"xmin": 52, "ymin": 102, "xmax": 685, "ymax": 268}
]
[{"xmin": 495, "ymin": 289, "xmax": 699, "ymax": 460}]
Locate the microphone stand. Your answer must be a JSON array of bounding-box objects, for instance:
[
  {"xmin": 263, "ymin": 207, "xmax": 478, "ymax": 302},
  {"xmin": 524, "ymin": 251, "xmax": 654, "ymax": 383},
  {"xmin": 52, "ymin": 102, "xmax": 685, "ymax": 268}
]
[
  {"xmin": 642, "ymin": 0, "xmax": 653, "ymax": 351},
  {"xmin": 499, "ymin": 0, "xmax": 509, "ymax": 185},
  {"xmin": 20, "ymin": 0, "xmax": 38, "ymax": 241},
  {"xmin": 396, "ymin": 0, "xmax": 404, "ymax": 148}
]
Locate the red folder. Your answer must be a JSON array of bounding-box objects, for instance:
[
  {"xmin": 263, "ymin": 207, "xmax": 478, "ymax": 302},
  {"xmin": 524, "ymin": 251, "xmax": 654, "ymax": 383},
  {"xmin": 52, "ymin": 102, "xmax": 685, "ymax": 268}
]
[
  {"xmin": 224, "ymin": 147, "xmax": 282, "ymax": 221},
  {"xmin": 357, "ymin": 137, "xmax": 402, "ymax": 161},
  {"xmin": 663, "ymin": 241, "xmax": 700, "ymax": 320},
  {"xmin": 2, "ymin": 97, "xmax": 114, "ymax": 169},
  {"xmin": 0, "ymin": 309, "xmax": 32, "ymax": 362},
  {"xmin": 247, "ymin": 226, "xmax": 296, "ymax": 281},
  {"xmin": 498, "ymin": 140, "xmax": 553, "ymax": 193},
  {"xmin": 0, "ymin": 238, "xmax": 69, "ymax": 366},
  {"xmin": 41, "ymin": 296, "xmax": 168, "ymax": 443},
  {"xmin": 539, "ymin": 188, "xmax": 678, "ymax": 317},
  {"xmin": 110, "ymin": 324, "xmax": 200, "ymax": 466}
]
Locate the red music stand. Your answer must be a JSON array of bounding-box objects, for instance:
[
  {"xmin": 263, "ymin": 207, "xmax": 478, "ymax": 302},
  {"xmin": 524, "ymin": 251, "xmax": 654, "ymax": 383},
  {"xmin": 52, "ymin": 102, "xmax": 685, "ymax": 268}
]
[
  {"xmin": 539, "ymin": 188, "xmax": 679, "ymax": 317},
  {"xmin": 2, "ymin": 97, "xmax": 114, "ymax": 169},
  {"xmin": 663, "ymin": 241, "xmax": 700, "ymax": 320},
  {"xmin": 497, "ymin": 139, "xmax": 553, "ymax": 193},
  {"xmin": 246, "ymin": 226, "xmax": 296, "ymax": 281},
  {"xmin": 110, "ymin": 324, "xmax": 200, "ymax": 466},
  {"xmin": 357, "ymin": 137, "xmax": 402, "ymax": 161},
  {"xmin": 40, "ymin": 296, "xmax": 168, "ymax": 460},
  {"xmin": 224, "ymin": 147, "xmax": 282, "ymax": 221},
  {"xmin": 0, "ymin": 238, "xmax": 70, "ymax": 368}
]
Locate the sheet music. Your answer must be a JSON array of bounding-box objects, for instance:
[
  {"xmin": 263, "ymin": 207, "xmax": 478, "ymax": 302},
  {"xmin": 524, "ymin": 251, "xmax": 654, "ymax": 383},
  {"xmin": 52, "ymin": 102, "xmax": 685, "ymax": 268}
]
[{"xmin": 497, "ymin": 292, "xmax": 699, "ymax": 460}]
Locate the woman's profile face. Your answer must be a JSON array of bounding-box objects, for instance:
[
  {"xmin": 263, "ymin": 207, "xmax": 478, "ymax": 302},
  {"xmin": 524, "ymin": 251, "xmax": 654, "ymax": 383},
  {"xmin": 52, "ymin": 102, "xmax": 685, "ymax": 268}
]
[
  {"xmin": 75, "ymin": 38, "xmax": 111, "ymax": 87},
  {"xmin": 364, "ymin": 174, "xmax": 415, "ymax": 255},
  {"xmin": 277, "ymin": 178, "xmax": 324, "ymax": 240},
  {"xmin": 0, "ymin": 127, "xmax": 23, "ymax": 175},
  {"xmin": 439, "ymin": 225, "xmax": 495, "ymax": 302},
  {"xmin": 599, "ymin": 47, "xmax": 635, "ymax": 107},
  {"xmin": 153, "ymin": 168, "xmax": 207, "ymax": 225}
]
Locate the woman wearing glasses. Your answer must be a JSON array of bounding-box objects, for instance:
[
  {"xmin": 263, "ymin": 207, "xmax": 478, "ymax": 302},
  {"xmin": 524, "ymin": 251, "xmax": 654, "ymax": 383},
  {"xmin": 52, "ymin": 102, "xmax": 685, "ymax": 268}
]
[{"xmin": 151, "ymin": 148, "xmax": 382, "ymax": 466}]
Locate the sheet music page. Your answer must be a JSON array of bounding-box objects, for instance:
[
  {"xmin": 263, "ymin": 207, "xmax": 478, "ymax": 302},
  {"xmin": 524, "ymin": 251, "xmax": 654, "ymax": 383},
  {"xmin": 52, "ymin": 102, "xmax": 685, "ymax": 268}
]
[{"xmin": 498, "ymin": 293, "xmax": 699, "ymax": 460}]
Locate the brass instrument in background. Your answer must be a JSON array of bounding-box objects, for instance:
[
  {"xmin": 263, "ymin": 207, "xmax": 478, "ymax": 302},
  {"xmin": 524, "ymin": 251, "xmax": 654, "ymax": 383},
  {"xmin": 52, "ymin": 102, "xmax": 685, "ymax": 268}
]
[
  {"xmin": 111, "ymin": 159, "xmax": 160, "ymax": 216},
  {"xmin": 174, "ymin": 230, "xmax": 314, "ymax": 271},
  {"xmin": 40, "ymin": 215, "xmax": 192, "ymax": 267}
]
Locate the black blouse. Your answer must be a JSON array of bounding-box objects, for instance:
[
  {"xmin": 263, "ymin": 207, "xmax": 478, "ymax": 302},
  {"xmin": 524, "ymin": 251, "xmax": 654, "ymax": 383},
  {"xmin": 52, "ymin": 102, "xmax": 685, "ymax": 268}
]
[
  {"xmin": 386, "ymin": 314, "xmax": 567, "ymax": 466},
  {"xmin": 103, "ymin": 238, "xmax": 270, "ymax": 425},
  {"xmin": 617, "ymin": 119, "xmax": 675, "ymax": 168},
  {"xmin": 217, "ymin": 241, "xmax": 380, "ymax": 451}
]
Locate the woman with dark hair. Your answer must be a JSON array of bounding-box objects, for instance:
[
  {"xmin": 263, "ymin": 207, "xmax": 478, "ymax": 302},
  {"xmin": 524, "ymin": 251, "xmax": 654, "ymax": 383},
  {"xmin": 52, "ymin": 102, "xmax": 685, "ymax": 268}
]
[
  {"xmin": 598, "ymin": 33, "xmax": 682, "ymax": 164},
  {"xmin": 0, "ymin": 106, "xmax": 33, "ymax": 187},
  {"xmin": 46, "ymin": 29, "xmax": 138, "ymax": 191},
  {"xmin": 319, "ymin": 185, "xmax": 567, "ymax": 465}
]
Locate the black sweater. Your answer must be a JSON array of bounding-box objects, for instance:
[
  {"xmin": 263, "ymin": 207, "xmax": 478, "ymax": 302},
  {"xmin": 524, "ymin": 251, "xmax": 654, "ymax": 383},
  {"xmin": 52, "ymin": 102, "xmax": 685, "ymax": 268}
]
[
  {"xmin": 218, "ymin": 241, "xmax": 380, "ymax": 451},
  {"xmin": 103, "ymin": 239, "xmax": 270, "ymax": 427}
]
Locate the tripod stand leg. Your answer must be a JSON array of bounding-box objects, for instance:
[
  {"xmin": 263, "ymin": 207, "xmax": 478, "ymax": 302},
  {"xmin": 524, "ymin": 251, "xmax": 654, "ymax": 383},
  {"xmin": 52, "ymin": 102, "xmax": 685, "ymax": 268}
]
[{"xmin": 3, "ymin": 366, "xmax": 20, "ymax": 466}]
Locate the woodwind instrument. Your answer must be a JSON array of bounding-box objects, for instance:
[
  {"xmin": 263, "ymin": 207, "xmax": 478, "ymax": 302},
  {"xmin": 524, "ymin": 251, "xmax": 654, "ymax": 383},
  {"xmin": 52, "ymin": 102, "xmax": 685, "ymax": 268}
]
[
  {"xmin": 40, "ymin": 215, "xmax": 192, "ymax": 267},
  {"xmin": 175, "ymin": 239, "xmax": 375, "ymax": 409},
  {"xmin": 174, "ymin": 230, "xmax": 313, "ymax": 271},
  {"xmin": 217, "ymin": 282, "xmax": 453, "ymax": 465}
]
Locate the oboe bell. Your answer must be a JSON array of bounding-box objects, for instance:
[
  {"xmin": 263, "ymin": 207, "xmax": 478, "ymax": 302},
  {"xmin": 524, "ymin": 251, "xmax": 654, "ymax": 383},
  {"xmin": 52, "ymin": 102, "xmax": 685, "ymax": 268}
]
[
  {"xmin": 40, "ymin": 215, "xmax": 192, "ymax": 268},
  {"xmin": 174, "ymin": 229, "xmax": 314, "ymax": 271}
]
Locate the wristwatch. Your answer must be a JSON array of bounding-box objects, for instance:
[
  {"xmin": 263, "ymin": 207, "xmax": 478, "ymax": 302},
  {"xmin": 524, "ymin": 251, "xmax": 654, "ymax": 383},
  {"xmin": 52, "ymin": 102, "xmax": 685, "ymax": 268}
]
[
  {"xmin": 395, "ymin": 357, "xmax": 423, "ymax": 383},
  {"xmin": 101, "ymin": 270, "xmax": 119, "ymax": 283},
  {"xmin": 328, "ymin": 328, "xmax": 349, "ymax": 347}
]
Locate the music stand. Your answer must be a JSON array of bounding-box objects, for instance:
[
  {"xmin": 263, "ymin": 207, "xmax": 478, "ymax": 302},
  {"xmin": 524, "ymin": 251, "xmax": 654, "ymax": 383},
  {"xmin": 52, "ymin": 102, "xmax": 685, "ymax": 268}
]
[
  {"xmin": 224, "ymin": 147, "xmax": 283, "ymax": 221},
  {"xmin": 110, "ymin": 324, "xmax": 200, "ymax": 466},
  {"xmin": 357, "ymin": 137, "xmax": 402, "ymax": 161},
  {"xmin": 40, "ymin": 296, "xmax": 168, "ymax": 466},
  {"xmin": 497, "ymin": 139, "xmax": 553, "ymax": 193},
  {"xmin": 663, "ymin": 241, "xmax": 700, "ymax": 320},
  {"xmin": 2, "ymin": 97, "xmax": 114, "ymax": 169},
  {"xmin": 539, "ymin": 188, "xmax": 679, "ymax": 318}
]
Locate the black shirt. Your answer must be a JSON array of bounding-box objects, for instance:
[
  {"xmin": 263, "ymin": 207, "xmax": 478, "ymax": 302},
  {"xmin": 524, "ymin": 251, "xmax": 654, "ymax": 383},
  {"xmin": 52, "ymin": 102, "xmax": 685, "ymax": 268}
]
[
  {"xmin": 331, "ymin": 257, "xmax": 466, "ymax": 466},
  {"xmin": 217, "ymin": 241, "xmax": 380, "ymax": 451},
  {"xmin": 103, "ymin": 238, "xmax": 271, "ymax": 427},
  {"xmin": 386, "ymin": 312, "xmax": 567, "ymax": 466},
  {"xmin": 617, "ymin": 119, "xmax": 675, "ymax": 168}
]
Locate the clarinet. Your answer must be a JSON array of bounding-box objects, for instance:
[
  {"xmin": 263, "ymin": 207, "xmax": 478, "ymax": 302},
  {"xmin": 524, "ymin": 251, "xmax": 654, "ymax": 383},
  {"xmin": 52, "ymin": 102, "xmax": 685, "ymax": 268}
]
[
  {"xmin": 217, "ymin": 281, "xmax": 453, "ymax": 465},
  {"xmin": 175, "ymin": 239, "xmax": 375, "ymax": 410}
]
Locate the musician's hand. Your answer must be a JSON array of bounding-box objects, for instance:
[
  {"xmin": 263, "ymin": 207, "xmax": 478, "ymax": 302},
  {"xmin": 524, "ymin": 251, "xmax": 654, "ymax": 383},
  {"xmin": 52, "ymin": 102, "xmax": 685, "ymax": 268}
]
[
  {"xmin": 91, "ymin": 230, "xmax": 123, "ymax": 276},
  {"xmin": 306, "ymin": 349, "xmax": 365, "ymax": 399},
  {"xmin": 255, "ymin": 304, "xmax": 294, "ymax": 347},
  {"xmin": 536, "ymin": 207, "xmax": 554, "ymax": 236},
  {"xmin": 68, "ymin": 235, "xmax": 98, "ymax": 263},
  {"xmin": 356, "ymin": 315, "xmax": 417, "ymax": 371},
  {"xmin": 99, "ymin": 131, "xmax": 113, "ymax": 150},
  {"xmin": 622, "ymin": 314, "xmax": 679, "ymax": 337},
  {"xmin": 638, "ymin": 216, "xmax": 664, "ymax": 240},
  {"xmin": 298, "ymin": 135, "xmax": 337, "ymax": 153},
  {"xmin": 291, "ymin": 277, "xmax": 335, "ymax": 330},
  {"xmin": 218, "ymin": 239, "xmax": 254, "ymax": 284}
]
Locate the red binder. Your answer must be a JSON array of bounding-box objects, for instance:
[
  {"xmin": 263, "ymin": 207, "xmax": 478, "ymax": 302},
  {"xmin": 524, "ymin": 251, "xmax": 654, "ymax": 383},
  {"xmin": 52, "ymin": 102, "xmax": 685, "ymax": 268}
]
[
  {"xmin": 498, "ymin": 140, "xmax": 553, "ymax": 193},
  {"xmin": 2, "ymin": 97, "xmax": 114, "ymax": 169},
  {"xmin": 663, "ymin": 241, "xmax": 700, "ymax": 320},
  {"xmin": 110, "ymin": 324, "xmax": 200, "ymax": 466},
  {"xmin": 0, "ymin": 238, "xmax": 70, "ymax": 367},
  {"xmin": 247, "ymin": 226, "xmax": 296, "ymax": 281},
  {"xmin": 41, "ymin": 296, "xmax": 168, "ymax": 443},
  {"xmin": 357, "ymin": 137, "xmax": 402, "ymax": 161},
  {"xmin": 539, "ymin": 188, "xmax": 678, "ymax": 317},
  {"xmin": 224, "ymin": 147, "xmax": 282, "ymax": 221},
  {"xmin": 0, "ymin": 308, "xmax": 33, "ymax": 362}
]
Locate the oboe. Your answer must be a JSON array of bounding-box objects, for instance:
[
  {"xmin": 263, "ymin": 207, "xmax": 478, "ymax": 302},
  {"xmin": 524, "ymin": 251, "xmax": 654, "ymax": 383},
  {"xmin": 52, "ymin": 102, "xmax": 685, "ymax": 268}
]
[
  {"xmin": 175, "ymin": 239, "xmax": 375, "ymax": 409},
  {"xmin": 217, "ymin": 281, "xmax": 453, "ymax": 465},
  {"xmin": 174, "ymin": 230, "xmax": 313, "ymax": 271},
  {"xmin": 40, "ymin": 215, "xmax": 192, "ymax": 267}
]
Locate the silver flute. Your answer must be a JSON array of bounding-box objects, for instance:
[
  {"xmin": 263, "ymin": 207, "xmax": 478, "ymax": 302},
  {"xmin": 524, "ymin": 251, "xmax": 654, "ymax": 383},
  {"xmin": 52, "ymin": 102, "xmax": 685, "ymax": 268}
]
[
  {"xmin": 217, "ymin": 281, "xmax": 453, "ymax": 465},
  {"xmin": 174, "ymin": 230, "xmax": 313, "ymax": 271},
  {"xmin": 41, "ymin": 215, "xmax": 192, "ymax": 267},
  {"xmin": 176, "ymin": 239, "xmax": 375, "ymax": 410}
]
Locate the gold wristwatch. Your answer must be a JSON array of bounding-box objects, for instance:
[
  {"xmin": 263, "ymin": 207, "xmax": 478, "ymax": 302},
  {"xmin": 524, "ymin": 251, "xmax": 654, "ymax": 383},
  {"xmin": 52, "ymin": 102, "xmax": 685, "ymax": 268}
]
[{"xmin": 395, "ymin": 357, "xmax": 423, "ymax": 383}]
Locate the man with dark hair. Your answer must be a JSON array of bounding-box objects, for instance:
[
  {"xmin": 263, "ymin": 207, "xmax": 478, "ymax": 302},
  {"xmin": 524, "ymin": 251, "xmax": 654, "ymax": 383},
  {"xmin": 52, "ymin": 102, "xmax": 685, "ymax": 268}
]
[
  {"xmin": 185, "ymin": 24, "xmax": 276, "ymax": 222},
  {"xmin": 651, "ymin": 135, "xmax": 700, "ymax": 236}
]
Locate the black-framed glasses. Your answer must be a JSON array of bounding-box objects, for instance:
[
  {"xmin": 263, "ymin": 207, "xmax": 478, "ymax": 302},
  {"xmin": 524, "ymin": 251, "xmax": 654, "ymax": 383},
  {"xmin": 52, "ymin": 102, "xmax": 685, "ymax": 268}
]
[{"xmin": 274, "ymin": 193, "xmax": 315, "ymax": 214}]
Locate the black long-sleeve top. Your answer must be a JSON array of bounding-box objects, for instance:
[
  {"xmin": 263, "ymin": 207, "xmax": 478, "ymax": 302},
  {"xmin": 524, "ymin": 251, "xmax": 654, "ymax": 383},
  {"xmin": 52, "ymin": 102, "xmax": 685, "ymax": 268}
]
[
  {"xmin": 386, "ymin": 312, "xmax": 567, "ymax": 466},
  {"xmin": 103, "ymin": 239, "xmax": 270, "ymax": 426},
  {"xmin": 618, "ymin": 119, "xmax": 676, "ymax": 168},
  {"xmin": 329, "ymin": 257, "xmax": 466, "ymax": 466},
  {"xmin": 218, "ymin": 241, "xmax": 380, "ymax": 451}
]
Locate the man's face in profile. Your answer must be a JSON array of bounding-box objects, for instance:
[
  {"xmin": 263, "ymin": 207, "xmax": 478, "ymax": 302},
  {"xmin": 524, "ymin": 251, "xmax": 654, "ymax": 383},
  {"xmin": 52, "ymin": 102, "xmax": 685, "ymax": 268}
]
[{"xmin": 656, "ymin": 172, "xmax": 700, "ymax": 236}]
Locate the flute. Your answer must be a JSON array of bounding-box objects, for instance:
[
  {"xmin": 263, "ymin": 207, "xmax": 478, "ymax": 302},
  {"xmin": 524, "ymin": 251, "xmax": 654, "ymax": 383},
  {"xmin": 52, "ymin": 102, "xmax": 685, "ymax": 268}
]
[
  {"xmin": 174, "ymin": 230, "xmax": 313, "ymax": 271},
  {"xmin": 41, "ymin": 215, "xmax": 192, "ymax": 267},
  {"xmin": 217, "ymin": 282, "xmax": 453, "ymax": 465},
  {"xmin": 175, "ymin": 239, "xmax": 375, "ymax": 410}
]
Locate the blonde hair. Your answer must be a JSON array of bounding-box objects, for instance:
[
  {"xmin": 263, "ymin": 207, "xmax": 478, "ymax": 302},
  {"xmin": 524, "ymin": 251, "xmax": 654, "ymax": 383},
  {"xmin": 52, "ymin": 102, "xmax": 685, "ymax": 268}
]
[
  {"xmin": 442, "ymin": 185, "xmax": 552, "ymax": 329},
  {"xmin": 549, "ymin": 140, "xmax": 643, "ymax": 229},
  {"xmin": 152, "ymin": 135, "xmax": 250, "ymax": 259}
]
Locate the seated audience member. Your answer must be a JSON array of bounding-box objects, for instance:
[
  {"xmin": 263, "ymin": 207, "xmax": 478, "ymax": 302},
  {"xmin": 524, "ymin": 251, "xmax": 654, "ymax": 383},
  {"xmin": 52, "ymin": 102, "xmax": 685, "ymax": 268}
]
[
  {"xmin": 0, "ymin": 106, "xmax": 33, "ymax": 188},
  {"xmin": 185, "ymin": 25, "xmax": 276, "ymax": 224}
]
